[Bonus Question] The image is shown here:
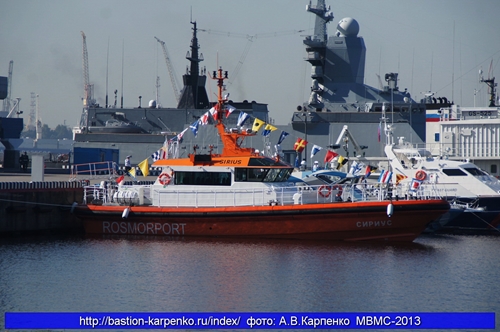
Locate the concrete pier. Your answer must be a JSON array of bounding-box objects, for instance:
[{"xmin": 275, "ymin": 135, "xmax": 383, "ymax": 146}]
[
  {"xmin": 0, "ymin": 181, "xmax": 83, "ymax": 236},
  {"xmin": 0, "ymin": 171, "xmax": 158, "ymax": 236}
]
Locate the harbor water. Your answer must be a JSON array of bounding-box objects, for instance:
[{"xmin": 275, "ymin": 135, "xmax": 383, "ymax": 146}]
[{"xmin": 1, "ymin": 232, "xmax": 499, "ymax": 331}]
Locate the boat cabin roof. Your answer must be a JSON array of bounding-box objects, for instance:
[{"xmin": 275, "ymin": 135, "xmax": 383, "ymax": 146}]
[{"xmin": 153, "ymin": 154, "xmax": 292, "ymax": 168}]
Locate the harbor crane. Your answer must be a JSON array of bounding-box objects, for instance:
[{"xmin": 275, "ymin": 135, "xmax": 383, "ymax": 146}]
[
  {"xmin": 155, "ymin": 36, "xmax": 181, "ymax": 103},
  {"xmin": 2, "ymin": 60, "xmax": 13, "ymax": 112},
  {"xmin": 81, "ymin": 31, "xmax": 94, "ymax": 108}
]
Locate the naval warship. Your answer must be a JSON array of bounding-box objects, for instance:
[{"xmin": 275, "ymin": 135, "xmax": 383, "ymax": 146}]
[
  {"xmin": 73, "ymin": 21, "xmax": 270, "ymax": 167},
  {"xmin": 73, "ymin": 0, "xmax": 451, "ymax": 172},
  {"xmin": 267, "ymin": 0, "xmax": 455, "ymax": 170},
  {"xmin": 0, "ymin": 73, "xmax": 25, "ymax": 168}
]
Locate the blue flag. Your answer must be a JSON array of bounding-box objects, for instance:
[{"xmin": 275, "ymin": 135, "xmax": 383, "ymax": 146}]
[
  {"xmin": 310, "ymin": 144, "xmax": 322, "ymax": 158},
  {"xmin": 237, "ymin": 112, "xmax": 250, "ymax": 126},
  {"xmin": 277, "ymin": 131, "xmax": 289, "ymax": 145},
  {"xmin": 190, "ymin": 120, "xmax": 200, "ymax": 137}
]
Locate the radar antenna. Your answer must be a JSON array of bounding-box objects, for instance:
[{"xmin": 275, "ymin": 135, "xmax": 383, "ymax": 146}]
[{"xmin": 480, "ymin": 60, "xmax": 497, "ymax": 107}]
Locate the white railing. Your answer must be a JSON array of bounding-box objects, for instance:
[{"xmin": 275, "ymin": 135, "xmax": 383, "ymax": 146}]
[
  {"xmin": 82, "ymin": 182, "xmax": 445, "ymax": 207},
  {"xmin": 70, "ymin": 161, "xmax": 119, "ymax": 182}
]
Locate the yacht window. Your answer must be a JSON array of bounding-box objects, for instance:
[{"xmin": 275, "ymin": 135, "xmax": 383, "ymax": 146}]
[
  {"xmin": 442, "ymin": 168, "xmax": 467, "ymax": 176},
  {"xmin": 174, "ymin": 171, "xmax": 231, "ymax": 186},
  {"xmin": 463, "ymin": 167, "xmax": 486, "ymax": 176}
]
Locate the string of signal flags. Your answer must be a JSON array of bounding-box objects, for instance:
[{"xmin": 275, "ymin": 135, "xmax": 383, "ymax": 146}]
[{"xmin": 129, "ymin": 108, "xmax": 366, "ymax": 178}]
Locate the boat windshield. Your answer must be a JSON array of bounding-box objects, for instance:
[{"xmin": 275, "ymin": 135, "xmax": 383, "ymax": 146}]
[
  {"xmin": 464, "ymin": 167, "xmax": 500, "ymax": 188},
  {"xmin": 248, "ymin": 157, "xmax": 290, "ymax": 167},
  {"xmin": 235, "ymin": 167, "xmax": 293, "ymax": 182},
  {"xmin": 463, "ymin": 167, "xmax": 486, "ymax": 176}
]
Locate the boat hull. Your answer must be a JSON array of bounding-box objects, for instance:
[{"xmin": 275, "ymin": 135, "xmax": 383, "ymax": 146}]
[
  {"xmin": 431, "ymin": 197, "xmax": 500, "ymax": 234},
  {"xmin": 439, "ymin": 210, "xmax": 500, "ymax": 234},
  {"xmin": 76, "ymin": 200, "xmax": 449, "ymax": 242}
]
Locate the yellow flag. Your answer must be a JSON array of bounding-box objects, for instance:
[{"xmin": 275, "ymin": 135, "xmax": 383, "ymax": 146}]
[
  {"xmin": 336, "ymin": 155, "xmax": 345, "ymax": 170},
  {"xmin": 252, "ymin": 118, "xmax": 265, "ymax": 132},
  {"xmin": 128, "ymin": 167, "xmax": 136, "ymax": 178},
  {"xmin": 138, "ymin": 158, "xmax": 149, "ymax": 177},
  {"xmin": 265, "ymin": 124, "xmax": 277, "ymax": 131},
  {"xmin": 395, "ymin": 173, "xmax": 408, "ymax": 184}
]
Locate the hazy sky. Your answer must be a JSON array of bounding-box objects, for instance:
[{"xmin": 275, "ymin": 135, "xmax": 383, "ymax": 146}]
[{"xmin": 1, "ymin": 0, "xmax": 499, "ymax": 128}]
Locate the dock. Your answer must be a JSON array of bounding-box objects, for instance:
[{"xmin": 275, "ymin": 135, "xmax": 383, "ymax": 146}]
[{"xmin": 0, "ymin": 170, "xmax": 158, "ymax": 237}]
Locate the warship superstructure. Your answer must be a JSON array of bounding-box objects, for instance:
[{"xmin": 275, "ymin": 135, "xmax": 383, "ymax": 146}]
[{"xmin": 268, "ymin": 0, "xmax": 451, "ymax": 169}]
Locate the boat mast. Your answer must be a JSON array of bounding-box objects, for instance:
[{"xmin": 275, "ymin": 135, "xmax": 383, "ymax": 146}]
[
  {"xmin": 214, "ymin": 68, "xmax": 227, "ymax": 119},
  {"xmin": 211, "ymin": 68, "xmax": 255, "ymax": 156}
]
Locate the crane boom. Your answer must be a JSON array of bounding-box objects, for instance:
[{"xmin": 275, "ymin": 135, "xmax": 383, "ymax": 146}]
[
  {"xmin": 81, "ymin": 31, "xmax": 91, "ymax": 108},
  {"xmin": 2, "ymin": 60, "xmax": 13, "ymax": 112},
  {"xmin": 155, "ymin": 36, "xmax": 180, "ymax": 103},
  {"xmin": 335, "ymin": 125, "xmax": 368, "ymax": 157}
]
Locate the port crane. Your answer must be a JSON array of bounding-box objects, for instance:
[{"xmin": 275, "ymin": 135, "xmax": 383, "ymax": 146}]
[
  {"xmin": 81, "ymin": 31, "xmax": 94, "ymax": 108},
  {"xmin": 2, "ymin": 60, "xmax": 13, "ymax": 112},
  {"xmin": 155, "ymin": 36, "xmax": 181, "ymax": 103}
]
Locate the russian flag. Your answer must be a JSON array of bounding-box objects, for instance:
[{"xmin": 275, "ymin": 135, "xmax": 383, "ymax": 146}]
[{"xmin": 426, "ymin": 114, "xmax": 440, "ymax": 122}]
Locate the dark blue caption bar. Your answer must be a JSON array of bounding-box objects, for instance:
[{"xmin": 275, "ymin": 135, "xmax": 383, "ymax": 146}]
[{"xmin": 5, "ymin": 312, "xmax": 495, "ymax": 329}]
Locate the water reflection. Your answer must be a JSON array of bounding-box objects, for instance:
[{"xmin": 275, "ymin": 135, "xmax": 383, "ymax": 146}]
[{"xmin": 0, "ymin": 234, "xmax": 498, "ymax": 331}]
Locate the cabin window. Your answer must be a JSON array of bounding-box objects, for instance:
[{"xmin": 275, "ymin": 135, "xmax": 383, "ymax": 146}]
[
  {"xmin": 263, "ymin": 168, "xmax": 282, "ymax": 182},
  {"xmin": 442, "ymin": 168, "xmax": 467, "ymax": 176},
  {"xmin": 235, "ymin": 168, "xmax": 293, "ymax": 182},
  {"xmin": 248, "ymin": 157, "xmax": 289, "ymax": 167},
  {"xmin": 276, "ymin": 168, "xmax": 293, "ymax": 181},
  {"xmin": 174, "ymin": 171, "xmax": 231, "ymax": 186}
]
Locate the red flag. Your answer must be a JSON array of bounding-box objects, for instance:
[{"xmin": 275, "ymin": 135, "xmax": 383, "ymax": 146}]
[
  {"xmin": 324, "ymin": 150, "xmax": 339, "ymax": 163},
  {"xmin": 293, "ymin": 138, "xmax": 308, "ymax": 153},
  {"xmin": 365, "ymin": 165, "xmax": 372, "ymax": 177},
  {"xmin": 209, "ymin": 104, "xmax": 220, "ymax": 120},
  {"xmin": 116, "ymin": 175, "xmax": 125, "ymax": 184}
]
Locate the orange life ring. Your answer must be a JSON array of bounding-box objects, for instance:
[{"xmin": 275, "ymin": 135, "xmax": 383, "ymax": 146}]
[
  {"xmin": 318, "ymin": 185, "xmax": 332, "ymax": 198},
  {"xmin": 415, "ymin": 170, "xmax": 427, "ymax": 181},
  {"xmin": 158, "ymin": 173, "xmax": 171, "ymax": 185},
  {"xmin": 331, "ymin": 184, "xmax": 343, "ymax": 197}
]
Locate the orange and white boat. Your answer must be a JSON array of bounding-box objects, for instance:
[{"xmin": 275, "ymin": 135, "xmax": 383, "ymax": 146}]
[{"xmin": 75, "ymin": 68, "xmax": 449, "ymax": 242}]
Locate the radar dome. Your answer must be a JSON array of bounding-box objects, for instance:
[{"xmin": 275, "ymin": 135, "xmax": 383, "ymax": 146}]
[
  {"xmin": 336, "ymin": 17, "xmax": 359, "ymax": 37},
  {"xmin": 149, "ymin": 100, "xmax": 157, "ymax": 108}
]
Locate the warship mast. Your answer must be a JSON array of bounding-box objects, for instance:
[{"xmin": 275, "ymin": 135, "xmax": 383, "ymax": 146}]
[
  {"xmin": 177, "ymin": 21, "xmax": 210, "ymax": 109},
  {"xmin": 303, "ymin": 0, "xmax": 334, "ymax": 109}
]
